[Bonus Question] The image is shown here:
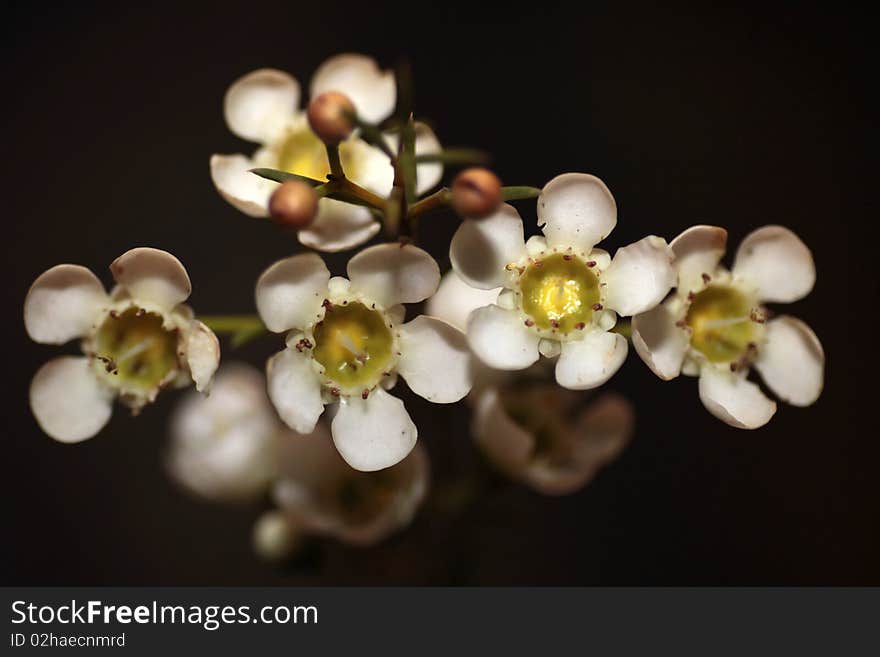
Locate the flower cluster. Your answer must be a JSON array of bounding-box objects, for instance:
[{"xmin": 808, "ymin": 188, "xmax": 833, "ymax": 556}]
[{"xmin": 23, "ymin": 53, "xmax": 826, "ymax": 557}]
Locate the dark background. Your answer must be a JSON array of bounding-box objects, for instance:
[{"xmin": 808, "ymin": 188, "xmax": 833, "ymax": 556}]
[{"xmin": 2, "ymin": 1, "xmax": 877, "ymax": 584}]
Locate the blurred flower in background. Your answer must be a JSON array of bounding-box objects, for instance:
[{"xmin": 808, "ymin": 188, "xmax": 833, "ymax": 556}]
[
  {"xmin": 210, "ymin": 53, "xmax": 442, "ymax": 252},
  {"xmin": 25, "ymin": 248, "xmax": 219, "ymax": 443},
  {"xmin": 632, "ymin": 225, "xmax": 823, "ymax": 429},
  {"xmin": 472, "ymin": 373, "xmax": 634, "ymax": 495},
  {"xmin": 167, "ymin": 363, "xmax": 281, "ymax": 503},
  {"xmin": 272, "ymin": 424, "xmax": 429, "ymax": 548},
  {"xmin": 167, "ymin": 362, "xmax": 430, "ymax": 560}
]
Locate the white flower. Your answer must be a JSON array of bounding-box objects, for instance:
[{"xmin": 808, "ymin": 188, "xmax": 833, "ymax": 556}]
[
  {"xmin": 167, "ymin": 363, "xmax": 280, "ymax": 503},
  {"xmin": 273, "ymin": 421, "xmax": 429, "ymax": 546},
  {"xmin": 210, "ymin": 54, "xmax": 443, "ymax": 252},
  {"xmin": 25, "ymin": 248, "xmax": 220, "ymax": 443},
  {"xmin": 474, "ymin": 380, "xmax": 634, "ymax": 495},
  {"xmin": 256, "ymin": 243, "xmax": 472, "ymax": 471},
  {"xmin": 632, "ymin": 225, "xmax": 823, "ymax": 429},
  {"xmin": 449, "ymin": 172, "xmax": 675, "ymax": 390}
]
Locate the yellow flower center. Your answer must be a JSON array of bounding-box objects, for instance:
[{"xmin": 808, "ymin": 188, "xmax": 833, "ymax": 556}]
[
  {"xmin": 519, "ymin": 254, "xmax": 600, "ymax": 333},
  {"xmin": 94, "ymin": 307, "xmax": 179, "ymax": 390},
  {"xmin": 276, "ymin": 127, "xmax": 360, "ymax": 181},
  {"xmin": 312, "ymin": 302, "xmax": 394, "ymax": 391},
  {"xmin": 685, "ymin": 285, "xmax": 761, "ymax": 363}
]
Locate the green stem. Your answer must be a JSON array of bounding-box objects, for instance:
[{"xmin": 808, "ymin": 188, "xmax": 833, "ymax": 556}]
[
  {"xmin": 200, "ymin": 315, "xmax": 268, "ymax": 347},
  {"xmin": 501, "ymin": 186, "xmax": 543, "ymax": 201},
  {"xmin": 407, "ymin": 187, "xmax": 451, "ymax": 220}
]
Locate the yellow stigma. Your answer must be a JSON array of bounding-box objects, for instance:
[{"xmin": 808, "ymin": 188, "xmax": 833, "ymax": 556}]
[
  {"xmin": 685, "ymin": 285, "xmax": 761, "ymax": 363},
  {"xmin": 519, "ymin": 254, "xmax": 600, "ymax": 333},
  {"xmin": 94, "ymin": 307, "xmax": 179, "ymax": 390},
  {"xmin": 276, "ymin": 127, "xmax": 360, "ymax": 181},
  {"xmin": 312, "ymin": 302, "xmax": 394, "ymax": 390}
]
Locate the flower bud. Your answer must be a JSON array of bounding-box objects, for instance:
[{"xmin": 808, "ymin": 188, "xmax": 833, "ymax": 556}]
[
  {"xmin": 269, "ymin": 180, "xmax": 319, "ymax": 229},
  {"xmin": 307, "ymin": 91, "xmax": 356, "ymax": 145},
  {"xmin": 451, "ymin": 167, "xmax": 502, "ymax": 218}
]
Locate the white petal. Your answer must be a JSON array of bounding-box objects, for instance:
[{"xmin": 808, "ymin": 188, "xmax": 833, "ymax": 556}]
[
  {"xmin": 426, "ymin": 271, "xmax": 500, "ymax": 332},
  {"xmin": 186, "ymin": 321, "xmax": 220, "ymax": 392},
  {"xmin": 110, "ymin": 247, "xmax": 192, "ymax": 311},
  {"xmin": 24, "ymin": 264, "xmax": 108, "ymax": 345},
  {"xmin": 472, "ymin": 387, "xmax": 534, "ymax": 473},
  {"xmin": 631, "ymin": 301, "xmax": 689, "ymax": 380},
  {"xmin": 342, "ymin": 138, "xmax": 395, "ymax": 196},
  {"xmin": 347, "ymin": 243, "xmax": 440, "ymax": 307},
  {"xmin": 331, "ymin": 388, "xmax": 416, "ymax": 471},
  {"xmin": 224, "ymin": 68, "xmax": 299, "ymax": 143},
  {"xmin": 754, "ymin": 316, "xmax": 824, "ymax": 406},
  {"xmin": 732, "ymin": 225, "xmax": 815, "ymax": 303},
  {"xmin": 467, "ymin": 304, "xmax": 539, "ymax": 370},
  {"xmin": 537, "ymin": 173, "xmax": 617, "ymax": 252},
  {"xmin": 555, "ymin": 330, "xmax": 628, "ymax": 390},
  {"xmin": 297, "ymin": 198, "xmax": 380, "ymax": 253},
  {"xmin": 30, "ymin": 356, "xmax": 114, "ymax": 443},
  {"xmin": 450, "ymin": 204, "xmax": 526, "ymax": 289},
  {"xmin": 210, "ymin": 154, "xmax": 275, "ymax": 217},
  {"xmin": 310, "ymin": 53, "xmax": 396, "ymax": 124},
  {"xmin": 698, "ymin": 366, "xmax": 777, "ymax": 429},
  {"xmin": 266, "ymin": 348, "xmax": 325, "ymax": 434},
  {"xmin": 670, "ymin": 225, "xmax": 728, "ymax": 294},
  {"xmin": 397, "ymin": 316, "xmax": 472, "ymax": 403},
  {"xmin": 602, "ymin": 236, "xmax": 676, "ymax": 316},
  {"xmin": 255, "ymin": 253, "xmax": 330, "ymax": 333}
]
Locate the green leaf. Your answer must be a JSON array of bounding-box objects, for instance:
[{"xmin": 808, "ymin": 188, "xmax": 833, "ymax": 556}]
[
  {"xmin": 501, "ymin": 186, "xmax": 542, "ymax": 201},
  {"xmin": 415, "ymin": 148, "xmax": 490, "ymax": 166},
  {"xmin": 249, "ymin": 168, "xmax": 324, "ymax": 186}
]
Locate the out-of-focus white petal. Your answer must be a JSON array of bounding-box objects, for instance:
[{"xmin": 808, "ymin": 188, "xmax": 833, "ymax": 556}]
[
  {"xmin": 397, "ymin": 316, "xmax": 472, "ymax": 403},
  {"xmin": 450, "ymin": 204, "xmax": 526, "ymax": 289},
  {"xmin": 602, "ymin": 236, "xmax": 676, "ymax": 316},
  {"xmin": 30, "ymin": 356, "xmax": 114, "ymax": 443},
  {"xmin": 732, "ymin": 225, "xmax": 815, "ymax": 303},
  {"xmin": 555, "ymin": 330, "xmax": 628, "ymax": 390},
  {"xmin": 331, "ymin": 388, "xmax": 416, "ymax": 472},
  {"xmin": 698, "ymin": 366, "xmax": 777, "ymax": 429},
  {"xmin": 310, "ymin": 53, "xmax": 396, "ymax": 124},
  {"xmin": 632, "ymin": 301, "xmax": 689, "ymax": 380},
  {"xmin": 472, "ymin": 387, "xmax": 534, "ymax": 473},
  {"xmin": 110, "ymin": 247, "xmax": 192, "ymax": 311},
  {"xmin": 537, "ymin": 173, "xmax": 617, "ymax": 252},
  {"xmin": 670, "ymin": 225, "xmax": 728, "ymax": 294},
  {"xmin": 186, "ymin": 321, "xmax": 220, "ymax": 392},
  {"xmin": 24, "ymin": 265, "xmax": 108, "ymax": 345},
  {"xmin": 224, "ymin": 68, "xmax": 300, "ymax": 143},
  {"xmin": 253, "ymin": 510, "xmax": 303, "ymax": 561},
  {"xmin": 754, "ymin": 316, "xmax": 824, "ymax": 407},
  {"xmin": 426, "ymin": 271, "xmax": 500, "ymax": 332},
  {"xmin": 525, "ymin": 392, "xmax": 634, "ymax": 496},
  {"xmin": 168, "ymin": 364, "xmax": 279, "ymax": 503},
  {"xmin": 297, "ymin": 198, "xmax": 381, "ymax": 253},
  {"xmin": 266, "ymin": 348, "xmax": 325, "ymax": 434},
  {"xmin": 255, "ymin": 253, "xmax": 330, "ymax": 333},
  {"xmin": 347, "ymin": 243, "xmax": 440, "ymax": 307},
  {"xmin": 210, "ymin": 153, "xmax": 275, "ymax": 217},
  {"xmin": 467, "ymin": 304, "xmax": 540, "ymax": 370}
]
